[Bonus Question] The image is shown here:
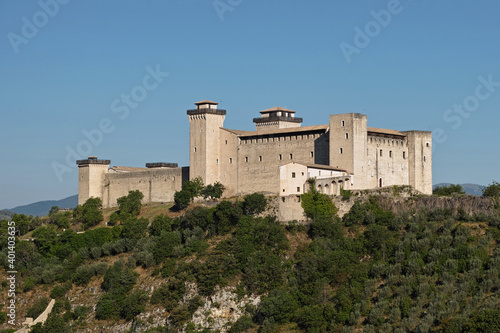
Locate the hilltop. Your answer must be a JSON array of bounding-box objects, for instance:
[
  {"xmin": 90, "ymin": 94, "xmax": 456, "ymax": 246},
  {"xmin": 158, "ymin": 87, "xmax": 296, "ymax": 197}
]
[{"xmin": 1, "ymin": 190, "xmax": 499, "ymax": 333}]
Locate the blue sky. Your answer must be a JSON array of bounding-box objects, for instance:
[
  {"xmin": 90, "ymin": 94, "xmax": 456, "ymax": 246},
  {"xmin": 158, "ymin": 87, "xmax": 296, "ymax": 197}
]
[{"xmin": 1, "ymin": 0, "xmax": 499, "ymax": 208}]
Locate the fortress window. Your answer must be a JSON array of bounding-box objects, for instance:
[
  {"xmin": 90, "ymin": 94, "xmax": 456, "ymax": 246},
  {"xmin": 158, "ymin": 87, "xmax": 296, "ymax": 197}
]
[
  {"xmin": 310, "ymin": 151, "xmax": 314, "ymax": 158},
  {"xmin": 225, "ymin": 140, "xmax": 227, "ymax": 144},
  {"xmin": 403, "ymin": 152, "xmax": 406, "ymax": 159},
  {"xmin": 259, "ymin": 156, "xmax": 262, "ymax": 162},
  {"xmin": 194, "ymin": 147, "xmax": 197, "ymax": 152},
  {"xmin": 216, "ymin": 159, "xmax": 219, "ymax": 164},
  {"xmin": 289, "ymin": 153, "xmax": 293, "ymax": 159},
  {"xmin": 345, "ymin": 133, "xmax": 349, "ymax": 139},
  {"xmin": 424, "ymin": 156, "xmax": 426, "ymax": 162},
  {"xmin": 279, "ymin": 154, "xmax": 282, "ymax": 160},
  {"xmin": 426, "ymin": 142, "xmax": 430, "ymax": 147},
  {"xmin": 389, "ymin": 151, "xmax": 392, "ymax": 157},
  {"xmin": 292, "ymin": 172, "xmax": 296, "ymax": 178},
  {"xmin": 302, "ymin": 172, "xmax": 305, "ymax": 176},
  {"xmin": 380, "ymin": 150, "xmax": 383, "ymax": 157},
  {"xmin": 229, "ymin": 158, "xmax": 233, "ymax": 164},
  {"xmin": 297, "ymin": 187, "xmax": 300, "ymax": 192},
  {"xmin": 245, "ymin": 157, "xmax": 248, "ymax": 163},
  {"xmin": 340, "ymin": 148, "xmax": 343, "ymax": 154},
  {"xmin": 341, "ymin": 120, "xmax": 345, "ymax": 127}
]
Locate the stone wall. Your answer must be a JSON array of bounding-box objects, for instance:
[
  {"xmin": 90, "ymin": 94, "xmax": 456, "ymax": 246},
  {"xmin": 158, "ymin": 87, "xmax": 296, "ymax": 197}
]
[
  {"xmin": 235, "ymin": 130, "xmax": 329, "ymax": 195},
  {"xmin": 102, "ymin": 167, "xmax": 187, "ymax": 208}
]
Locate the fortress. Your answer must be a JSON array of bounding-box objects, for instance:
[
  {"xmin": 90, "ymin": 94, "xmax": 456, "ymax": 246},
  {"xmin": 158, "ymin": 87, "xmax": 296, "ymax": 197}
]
[{"xmin": 77, "ymin": 100, "xmax": 432, "ymax": 208}]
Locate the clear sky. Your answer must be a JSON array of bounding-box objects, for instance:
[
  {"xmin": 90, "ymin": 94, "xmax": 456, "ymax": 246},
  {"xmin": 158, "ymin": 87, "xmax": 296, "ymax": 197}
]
[{"xmin": 1, "ymin": 0, "xmax": 499, "ymax": 209}]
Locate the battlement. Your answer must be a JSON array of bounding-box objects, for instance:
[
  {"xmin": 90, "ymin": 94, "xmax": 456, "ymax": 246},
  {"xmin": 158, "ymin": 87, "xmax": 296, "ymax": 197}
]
[
  {"xmin": 146, "ymin": 162, "xmax": 179, "ymax": 168},
  {"xmin": 76, "ymin": 156, "xmax": 111, "ymax": 166}
]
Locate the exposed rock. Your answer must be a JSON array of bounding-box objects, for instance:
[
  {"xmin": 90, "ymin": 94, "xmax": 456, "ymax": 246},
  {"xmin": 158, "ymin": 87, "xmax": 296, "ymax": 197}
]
[{"xmin": 190, "ymin": 285, "xmax": 260, "ymax": 332}]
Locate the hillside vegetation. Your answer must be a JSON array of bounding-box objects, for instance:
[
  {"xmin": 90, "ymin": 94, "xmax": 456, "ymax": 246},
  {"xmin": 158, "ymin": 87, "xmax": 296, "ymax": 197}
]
[{"xmin": 0, "ymin": 188, "xmax": 499, "ymax": 333}]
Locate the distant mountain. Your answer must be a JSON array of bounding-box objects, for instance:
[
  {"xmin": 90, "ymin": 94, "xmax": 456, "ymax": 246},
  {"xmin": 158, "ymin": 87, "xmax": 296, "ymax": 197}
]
[
  {"xmin": 4, "ymin": 195, "xmax": 78, "ymax": 217},
  {"xmin": 433, "ymin": 183, "xmax": 485, "ymax": 196},
  {"xmin": 0, "ymin": 210, "xmax": 14, "ymax": 221}
]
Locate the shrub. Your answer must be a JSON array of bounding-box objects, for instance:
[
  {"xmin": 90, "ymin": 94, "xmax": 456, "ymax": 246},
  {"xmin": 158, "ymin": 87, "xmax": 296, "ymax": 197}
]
[
  {"xmin": 26, "ymin": 297, "xmax": 50, "ymax": 319},
  {"xmin": 243, "ymin": 193, "xmax": 268, "ymax": 215},
  {"xmin": 120, "ymin": 289, "xmax": 149, "ymax": 320},
  {"xmin": 182, "ymin": 177, "xmax": 204, "ymax": 200},
  {"xmin": 173, "ymin": 190, "xmax": 191, "ymax": 211},
  {"xmin": 149, "ymin": 214, "xmax": 173, "ymax": 236},
  {"xmin": 301, "ymin": 192, "xmax": 338, "ymax": 221},
  {"xmin": 73, "ymin": 197, "xmax": 104, "ymax": 229},
  {"xmin": 433, "ymin": 184, "xmax": 465, "ymax": 196},
  {"xmin": 120, "ymin": 217, "xmax": 149, "ymax": 239},
  {"xmin": 117, "ymin": 190, "xmax": 144, "ymax": 217},
  {"xmin": 483, "ymin": 181, "xmax": 500, "ymax": 198},
  {"xmin": 202, "ymin": 181, "xmax": 225, "ymax": 200}
]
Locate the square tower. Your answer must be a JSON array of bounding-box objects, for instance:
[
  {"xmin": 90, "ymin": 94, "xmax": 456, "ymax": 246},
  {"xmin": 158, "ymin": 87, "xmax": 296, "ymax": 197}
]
[
  {"xmin": 76, "ymin": 156, "xmax": 110, "ymax": 205},
  {"xmin": 187, "ymin": 100, "xmax": 226, "ymax": 184},
  {"xmin": 329, "ymin": 113, "xmax": 367, "ymax": 188}
]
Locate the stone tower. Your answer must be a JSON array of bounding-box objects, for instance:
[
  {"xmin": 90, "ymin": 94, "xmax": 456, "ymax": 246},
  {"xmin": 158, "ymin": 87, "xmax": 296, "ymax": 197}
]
[
  {"xmin": 76, "ymin": 156, "xmax": 110, "ymax": 205},
  {"xmin": 187, "ymin": 100, "xmax": 226, "ymax": 184},
  {"xmin": 329, "ymin": 113, "xmax": 367, "ymax": 187},
  {"xmin": 403, "ymin": 131, "xmax": 433, "ymax": 194},
  {"xmin": 253, "ymin": 107, "xmax": 303, "ymax": 131}
]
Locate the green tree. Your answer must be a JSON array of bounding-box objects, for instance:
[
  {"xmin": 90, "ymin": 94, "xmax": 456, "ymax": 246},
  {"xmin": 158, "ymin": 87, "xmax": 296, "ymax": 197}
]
[
  {"xmin": 301, "ymin": 192, "xmax": 338, "ymax": 221},
  {"xmin": 482, "ymin": 181, "xmax": 500, "ymax": 198},
  {"xmin": 182, "ymin": 177, "xmax": 204, "ymax": 201},
  {"xmin": 49, "ymin": 206, "xmax": 59, "ymax": 216},
  {"xmin": 12, "ymin": 214, "xmax": 32, "ymax": 235},
  {"xmin": 433, "ymin": 184, "xmax": 465, "ymax": 196},
  {"xmin": 243, "ymin": 193, "xmax": 268, "ymax": 215},
  {"xmin": 120, "ymin": 217, "xmax": 149, "ymax": 240},
  {"xmin": 74, "ymin": 197, "xmax": 104, "ymax": 229},
  {"xmin": 149, "ymin": 214, "xmax": 173, "ymax": 236},
  {"xmin": 173, "ymin": 190, "xmax": 191, "ymax": 211},
  {"xmin": 116, "ymin": 190, "xmax": 144, "ymax": 217},
  {"xmin": 202, "ymin": 182, "xmax": 225, "ymax": 200}
]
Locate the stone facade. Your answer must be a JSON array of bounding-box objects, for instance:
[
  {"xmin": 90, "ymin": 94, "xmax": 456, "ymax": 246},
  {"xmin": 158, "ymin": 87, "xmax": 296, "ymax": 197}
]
[{"xmin": 77, "ymin": 100, "xmax": 432, "ymax": 208}]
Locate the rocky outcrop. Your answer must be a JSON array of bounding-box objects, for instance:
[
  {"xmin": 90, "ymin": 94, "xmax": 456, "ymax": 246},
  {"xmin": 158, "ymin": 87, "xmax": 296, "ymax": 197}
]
[{"xmin": 184, "ymin": 283, "xmax": 260, "ymax": 332}]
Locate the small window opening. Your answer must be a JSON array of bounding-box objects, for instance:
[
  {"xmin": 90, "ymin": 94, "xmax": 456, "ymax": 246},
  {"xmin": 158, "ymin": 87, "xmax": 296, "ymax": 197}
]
[
  {"xmin": 380, "ymin": 150, "xmax": 383, "ymax": 157},
  {"xmin": 297, "ymin": 187, "xmax": 300, "ymax": 192},
  {"xmin": 259, "ymin": 156, "xmax": 262, "ymax": 162},
  {"xmin": 292, "ymin": 172, "xmax": 296, "ymax": 178},
  {"xmin": 340, "ymin": 148, "xmax": 343, "ymax": 154},
  {"xmin": 389, "ymin": 151, "xmax": 392, "ymax": 158},
  {"xmin": 194, "ymin": 147, "xmax": 197, "ymax": 152},
  {"xmin": 403, "ymin": 152, "xmax": 406, "ymax": 159},
  {"xmin": 245, "ymin": 157, "xmax": 248, "ymax": 163},
  {"xmin": 310, "ymin": 151, "xmax": 314, "ymax": 158},
  {"xmin": 345, "ymin": 133, "xmax": 349, "ymax": 139},
  {"xmin": 279, "ymin": 154, "xmax": 282, "ymax": 160},
  {"xmin": 229, "ymin": 158, "xmax": 233, "ymax": 164},
  {"xmin": 341, "ymin": 120, "xmax": 345, "ymax": 127},
  {"xmin": 289, "ymin": 153, "xmax": 293, "ymax": 159}
]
